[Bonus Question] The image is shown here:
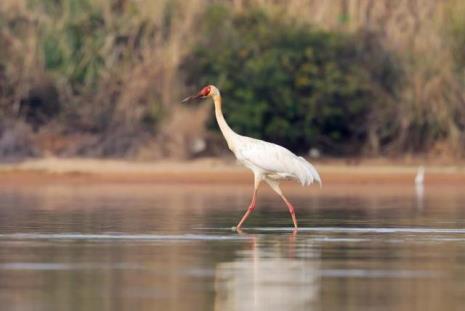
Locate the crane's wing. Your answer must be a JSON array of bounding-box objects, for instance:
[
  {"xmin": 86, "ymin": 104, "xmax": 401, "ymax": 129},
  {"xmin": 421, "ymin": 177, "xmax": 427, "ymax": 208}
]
[{"xmin": 236, "ymin": 137, "xmax": 321, "ymax": 186}]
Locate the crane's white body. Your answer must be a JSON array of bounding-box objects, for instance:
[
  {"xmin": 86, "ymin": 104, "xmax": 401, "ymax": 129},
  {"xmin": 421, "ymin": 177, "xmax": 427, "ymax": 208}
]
[
  {"xmin": 234, "ymin": 136, "xmax": 321, "ymax": 186},
  {"xmin": 188, "ymin": 85, "xmax": 321, "ymax": 229},
  {"xmin": 211, "ymin": 86, "xmax": 321, "ymax": 188}
]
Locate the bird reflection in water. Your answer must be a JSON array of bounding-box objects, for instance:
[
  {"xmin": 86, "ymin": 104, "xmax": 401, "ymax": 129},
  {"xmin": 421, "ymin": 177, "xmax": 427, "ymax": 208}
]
[{"xmin": 214, "ymin": 231, "xmax": 320, "ymax": 311}]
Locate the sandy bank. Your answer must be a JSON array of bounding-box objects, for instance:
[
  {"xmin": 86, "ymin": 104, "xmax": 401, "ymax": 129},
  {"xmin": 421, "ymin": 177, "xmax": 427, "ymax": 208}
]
[{"xmin": 0, "ymin": 157, "xmax": 464, "ymax": 185}]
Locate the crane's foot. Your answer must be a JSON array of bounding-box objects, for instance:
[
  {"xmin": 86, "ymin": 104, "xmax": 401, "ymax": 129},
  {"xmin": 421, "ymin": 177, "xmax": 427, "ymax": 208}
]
[
  {"xmin": 231, "ymin": 226, "xmax": 244, "ymax": 234},
  {"xmin": 280, "ymin": 194, "xmax": 298, "ymax": 229},
  {"xmin": 291, "ymin": 215, "xmax": 298, "ymax": 229}
]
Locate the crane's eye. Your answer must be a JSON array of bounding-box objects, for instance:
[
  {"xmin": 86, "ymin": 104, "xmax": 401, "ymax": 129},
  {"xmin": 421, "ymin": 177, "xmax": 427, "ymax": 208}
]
[{"xmin": 199, "ymin": 86, "xmax": 210, "ymax": 97}]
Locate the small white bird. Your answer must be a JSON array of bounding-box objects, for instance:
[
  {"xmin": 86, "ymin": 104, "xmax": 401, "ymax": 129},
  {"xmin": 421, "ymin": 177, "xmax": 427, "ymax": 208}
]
[
  {"xmin": 183, "ymin": 85, "xmax": 321, "ymax": 230},
  {"xmin": 415, "ymin": 166, "xmax": 425, "ymax": 185}
]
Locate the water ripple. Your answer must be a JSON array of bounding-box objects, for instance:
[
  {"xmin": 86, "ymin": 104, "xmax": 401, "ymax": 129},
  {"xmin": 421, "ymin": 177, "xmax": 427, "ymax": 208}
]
[
  {"xmin": 0, "ymin": 233, "xmax": 249, "ymax": 241},
  {"xmin": 200, "ymin": 227, "xmax": 465, "ymax": 234}
]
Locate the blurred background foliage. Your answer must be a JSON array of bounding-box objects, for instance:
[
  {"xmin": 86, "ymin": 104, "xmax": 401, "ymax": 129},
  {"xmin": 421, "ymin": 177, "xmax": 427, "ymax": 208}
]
[
  {"xmin": 0, "ymin": 0, "xmax": 464, "ymax": 160},
  {"xmin": 183, "ymin": 6, "xmax": 401, "ymax": 155}
]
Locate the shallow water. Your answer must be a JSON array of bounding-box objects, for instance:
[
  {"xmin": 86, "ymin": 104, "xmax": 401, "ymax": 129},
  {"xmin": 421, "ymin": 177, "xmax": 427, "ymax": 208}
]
[{"xmin": 0, "ymin": 183, "xmax": 464, "ymax": 311}]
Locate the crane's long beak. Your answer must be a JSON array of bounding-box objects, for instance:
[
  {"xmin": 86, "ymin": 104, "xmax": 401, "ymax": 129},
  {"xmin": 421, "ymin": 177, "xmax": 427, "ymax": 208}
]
[
  {"xmin": 182, "ymin": 93, "xmax": 205, "ymax": 103},
  {"xmin": 182, "ymin": 95, "xmax": 195, "ymax": 103}
]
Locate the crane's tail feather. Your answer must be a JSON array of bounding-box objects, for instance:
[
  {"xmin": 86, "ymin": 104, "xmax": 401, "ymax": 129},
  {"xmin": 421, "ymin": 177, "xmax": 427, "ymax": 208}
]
[{"xmin": 298, "ymin": 157, "xmax": 322, "ymax": 187}]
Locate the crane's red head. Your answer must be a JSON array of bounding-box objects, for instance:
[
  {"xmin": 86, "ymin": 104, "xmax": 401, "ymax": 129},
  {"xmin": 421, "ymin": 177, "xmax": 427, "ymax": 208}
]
[
  {"xmin": 198, "ymin": 85, "xmax": 212, "ymax": 97},
  {"xmin": 182, "ymin": 85, "xmax": 213, "ymax": 103}
]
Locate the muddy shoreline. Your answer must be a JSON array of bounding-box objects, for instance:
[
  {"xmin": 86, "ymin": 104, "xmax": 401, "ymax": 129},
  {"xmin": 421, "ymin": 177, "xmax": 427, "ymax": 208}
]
[{"xmin": 0, "ymin": 158, "xmax": 464, "ymax": 186}]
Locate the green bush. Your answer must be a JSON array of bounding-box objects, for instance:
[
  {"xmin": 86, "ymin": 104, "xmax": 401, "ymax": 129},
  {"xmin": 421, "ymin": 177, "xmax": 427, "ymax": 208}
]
[{"xmin": 183, "ymin": 6, "xmax": 400, "ymax": 155}]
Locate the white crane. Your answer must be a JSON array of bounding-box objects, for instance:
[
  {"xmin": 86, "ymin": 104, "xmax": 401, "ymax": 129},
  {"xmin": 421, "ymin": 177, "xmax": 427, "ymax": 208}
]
[{"xmin": 183, "ymin": 85, "xmax": 321, "ymax": 230}]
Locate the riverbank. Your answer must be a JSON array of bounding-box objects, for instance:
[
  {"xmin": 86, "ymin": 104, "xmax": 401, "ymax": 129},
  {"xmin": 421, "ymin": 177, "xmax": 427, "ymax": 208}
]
[{"xmin": 0, "ymin": 157, "xmax": 464, "ymax": 185}]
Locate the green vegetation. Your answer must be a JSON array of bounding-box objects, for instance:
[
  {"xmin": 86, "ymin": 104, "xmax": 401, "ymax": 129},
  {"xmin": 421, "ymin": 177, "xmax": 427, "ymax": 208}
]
[
  {"xmin": 184, "ymin": 7, "xmax": 400, "ymax": 155},
  {"xmin": 0, "ymin": 0, "xmax": 464, "ymax": 159}
]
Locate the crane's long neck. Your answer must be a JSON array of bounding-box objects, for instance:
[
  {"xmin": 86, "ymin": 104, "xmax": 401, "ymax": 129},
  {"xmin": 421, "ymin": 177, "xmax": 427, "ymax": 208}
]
[{"xmin": 212, "ymin": 94, "xmax": 237, "ymax": 147}]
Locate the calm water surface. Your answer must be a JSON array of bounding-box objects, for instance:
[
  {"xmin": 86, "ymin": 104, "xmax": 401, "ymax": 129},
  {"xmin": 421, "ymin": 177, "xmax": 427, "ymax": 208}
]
[{"xmin": 0, "ymin": 182, "xmax": 464, "ymax": 311}]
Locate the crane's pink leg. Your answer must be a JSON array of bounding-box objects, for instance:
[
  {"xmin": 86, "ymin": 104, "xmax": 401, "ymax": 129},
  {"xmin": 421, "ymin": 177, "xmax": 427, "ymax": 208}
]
[
  {"xmin": 236, "ymin": 189, "xmax": 257, "ymax": 229},
  {"xmin": 265, "ymin": 180, "xmax": 298, "ymax": 229},
  {"xmin": 280, "ymin": 194, "xmax": 298, "ymax": 229}
]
